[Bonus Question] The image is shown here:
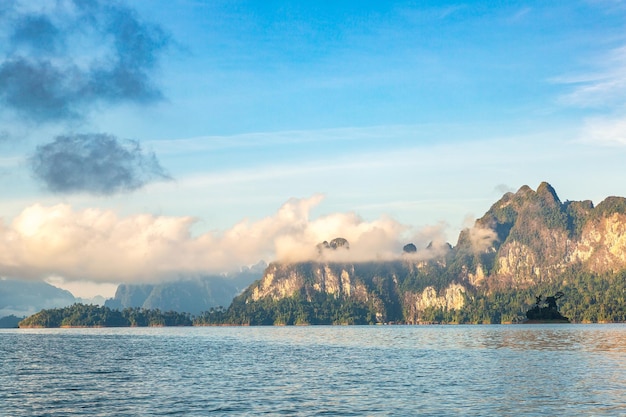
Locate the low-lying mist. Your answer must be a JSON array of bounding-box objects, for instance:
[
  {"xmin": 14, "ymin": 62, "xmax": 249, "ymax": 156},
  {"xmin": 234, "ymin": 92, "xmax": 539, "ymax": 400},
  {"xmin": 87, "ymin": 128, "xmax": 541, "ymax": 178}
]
[{"xmin": 0, "ymin": 195, "xmax": 483, "ymax": 287}]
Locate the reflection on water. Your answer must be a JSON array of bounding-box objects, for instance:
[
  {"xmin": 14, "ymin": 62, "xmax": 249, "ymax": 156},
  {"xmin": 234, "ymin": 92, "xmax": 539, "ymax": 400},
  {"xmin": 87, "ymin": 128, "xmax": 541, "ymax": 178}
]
[{"xmin": 1, "ymin": 324, "xmax": 625, "ymax": 416}]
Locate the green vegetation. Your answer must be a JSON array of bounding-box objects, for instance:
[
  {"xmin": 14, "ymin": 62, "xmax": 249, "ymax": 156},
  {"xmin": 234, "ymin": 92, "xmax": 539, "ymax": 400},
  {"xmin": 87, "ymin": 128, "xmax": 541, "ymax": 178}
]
[
  {"xmin": 593, "ymin": 196, "xmax": 626, "ymax": 220},
  {"xmin": 456, "ymin": 268, "xmax": 626, "ymax": 324},
  {"xmin": 193, "ymin": 264, "xmax": 626, "ymax": 325},
  {"xmin": 17, "ymin": 266, "xmax": 626, "ymax": 327},
  {"xmin": 18, "ymin": 304, "xmax": 193, "ymax": 328},
  {"xmin": 195, "ymin": 292, "xmax": 377, "ymax": 325},
  {"xmin": 18, "ymin": 183, "xmax": 626, "ymax": 327}
]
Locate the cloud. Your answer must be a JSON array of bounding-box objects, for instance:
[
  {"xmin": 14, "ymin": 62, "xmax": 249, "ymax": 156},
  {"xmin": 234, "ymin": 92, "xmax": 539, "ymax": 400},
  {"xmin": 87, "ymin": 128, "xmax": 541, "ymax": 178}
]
[
  {"xmin": 468, "ymin": 224, "xmax": 497, "ymax": 254},
  {"xmin": 580, "ymin": 116, "xmax": 626, "ymax": 146},
  {"xmin": 10, "ymin": 13, "xmax": 63, "ymax": 53},
  {"xmin": 0, "ymin": 0, "xmax": 168, "ymax": 122},
  {"xmin": 555, "ymin": 45, "xmax": 626, "ymax": 109},
  {"xmin": 555, "ymin": 44, "xmax": 626, "ymax": 148},
  {"xmin": 401, "ymin": 222, "xmax": 451, "ymax": 261},
  {"xmin": 0, "ymin": 196, "xmax": 439, "ymax": 284},
  {"xmin": 461, "ymin": 214, "xmax": 498, "ymax": 254},
  {"xmin": 30, "ymin": 133, "xmax": 170, "ymax": 195},
  {"xmin": 494, "ymin": 184, "xmax": 514, "ymax": 194}
]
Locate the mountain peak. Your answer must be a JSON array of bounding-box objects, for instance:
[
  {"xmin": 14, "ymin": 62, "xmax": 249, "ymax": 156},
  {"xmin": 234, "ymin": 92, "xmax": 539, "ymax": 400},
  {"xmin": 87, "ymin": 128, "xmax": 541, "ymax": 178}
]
[
  {"xmin": 536, "ymin": 182, "xmax": 561, "ymax": 205},
  {"xmin": 515, "ymin": 185, "xmax": 533, "ymax": 196}
]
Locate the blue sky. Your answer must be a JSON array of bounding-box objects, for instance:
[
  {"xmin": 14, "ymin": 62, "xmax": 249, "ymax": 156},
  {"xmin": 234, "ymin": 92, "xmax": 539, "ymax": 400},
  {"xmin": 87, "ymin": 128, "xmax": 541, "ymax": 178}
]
[{"xmin": 1, "ymin": 0, "xmax": 626, "ymax": 297}]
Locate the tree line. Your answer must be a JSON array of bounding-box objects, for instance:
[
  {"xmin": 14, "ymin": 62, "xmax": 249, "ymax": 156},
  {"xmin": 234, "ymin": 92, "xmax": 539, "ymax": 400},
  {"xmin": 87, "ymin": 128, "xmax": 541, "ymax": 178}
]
[
  {"xmin": 17, "ymin": 266, "xmax": 626, "ymax": 327},
  {"xmin": 18, "ymin": 304, "xmax": 193, "ymax": 328}
]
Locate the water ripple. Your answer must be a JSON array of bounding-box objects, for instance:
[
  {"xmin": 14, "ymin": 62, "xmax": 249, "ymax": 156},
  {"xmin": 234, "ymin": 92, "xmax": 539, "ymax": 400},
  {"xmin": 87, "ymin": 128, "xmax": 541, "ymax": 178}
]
[{"xmin": 1, "ymin": 325, "xmax": 625, "ymax": 416}]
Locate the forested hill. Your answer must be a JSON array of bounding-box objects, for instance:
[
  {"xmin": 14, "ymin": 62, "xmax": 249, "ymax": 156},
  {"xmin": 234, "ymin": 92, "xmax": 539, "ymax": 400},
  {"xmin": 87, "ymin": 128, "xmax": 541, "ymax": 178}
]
[
  {"xmin": 196, "ymin": 182, "xmax": 626, "ymax": 325},
  {"xmin": 18, "ymin": 304, "xmax": 193, "ymax": 328}
]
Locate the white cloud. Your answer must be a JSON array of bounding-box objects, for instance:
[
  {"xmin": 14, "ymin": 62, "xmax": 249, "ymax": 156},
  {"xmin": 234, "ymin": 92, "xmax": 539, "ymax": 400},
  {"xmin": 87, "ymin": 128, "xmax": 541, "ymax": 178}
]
[
  {"xmin": 556, "ymin": 46, "xmax": 626, "ymax": 108},
  {"xmin": 580, "ymin": 115, "xmax": 626, "ymax": 146},
  {"xmin": 468, "ymin": 224, "xmax": 498, "ymax": 254},
  {"xmin": 0, "ymin": 196, "xmax": 432, "ymax": 285},
  {"xmin": 555, "ymin": 44, "xmax": 626, "ymax": 148},
  {"xmin": 149, "ymin": 125, "xmax": 418, "ymax": 154}
]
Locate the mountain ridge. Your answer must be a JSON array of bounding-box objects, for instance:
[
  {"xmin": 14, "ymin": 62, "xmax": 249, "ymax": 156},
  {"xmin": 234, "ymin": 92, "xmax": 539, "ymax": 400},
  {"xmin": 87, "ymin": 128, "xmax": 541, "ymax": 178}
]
[
  {"xmin": 198, "ymin": 182, "xmax": 626, "ymax": 324},
  {"xmin": 104, "ymin": 262, "xmax": 266, "ymax": 315}
]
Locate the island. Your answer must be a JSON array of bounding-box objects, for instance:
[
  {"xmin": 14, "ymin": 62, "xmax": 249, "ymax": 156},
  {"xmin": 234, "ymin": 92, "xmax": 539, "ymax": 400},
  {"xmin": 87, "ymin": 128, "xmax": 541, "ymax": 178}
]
[{"xmin": 18, "ymin": 304, "xmax": 193, "ymax": 328}]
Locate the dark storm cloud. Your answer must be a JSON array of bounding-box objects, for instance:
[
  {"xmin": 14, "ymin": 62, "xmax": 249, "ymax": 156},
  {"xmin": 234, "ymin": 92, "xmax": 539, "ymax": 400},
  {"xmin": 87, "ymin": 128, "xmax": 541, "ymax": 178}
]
[
  {"xmin": 30, "ymin": 133, "xmax": 171, "ymax": 195},
  {"xmin": 0, "ymin": 0, "xmax": 169, "ymax": 122}
]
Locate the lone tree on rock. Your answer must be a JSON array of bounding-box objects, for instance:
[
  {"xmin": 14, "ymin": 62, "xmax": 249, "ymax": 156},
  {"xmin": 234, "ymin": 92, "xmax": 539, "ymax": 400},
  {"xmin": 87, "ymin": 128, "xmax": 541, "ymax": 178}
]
[{"xmin": 526, "ymin": 291, "xmax": 569, "ymax": 322}]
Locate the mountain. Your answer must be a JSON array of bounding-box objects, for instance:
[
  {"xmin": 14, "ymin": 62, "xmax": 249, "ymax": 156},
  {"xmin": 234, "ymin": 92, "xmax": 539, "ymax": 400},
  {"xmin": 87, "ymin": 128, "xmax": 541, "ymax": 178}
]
[
  {"xmin": 105, "ymin": 262, "xmax": 266, "ymax": 315},
  {"xmin": 0, "ymin": 315, "xmax": 23, "ymax": 328},
  {"xmin": 0, "ymin": 278, "xmax": 76, "ymax": 319},
  {"xmin": 199, "ymin": 183, "xmax": 626, "ymax": 325}
]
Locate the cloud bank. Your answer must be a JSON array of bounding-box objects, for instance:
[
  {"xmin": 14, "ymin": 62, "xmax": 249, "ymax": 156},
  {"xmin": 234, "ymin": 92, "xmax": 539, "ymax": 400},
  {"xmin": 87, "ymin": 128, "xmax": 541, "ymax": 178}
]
[
  {"xmin": 0, "ymin": 196, "xmax": 450, "ymax": 284},
  {"xmin": 0, "ymin": 0, "xmax": 168, "ymax": 122},
  {"xmin": 557, "ymin": 45, "xmax": 626, "ymax": 147},
  {"xmin": 30, "ymin": 133, "xmax": 170, "ymax": 195}
]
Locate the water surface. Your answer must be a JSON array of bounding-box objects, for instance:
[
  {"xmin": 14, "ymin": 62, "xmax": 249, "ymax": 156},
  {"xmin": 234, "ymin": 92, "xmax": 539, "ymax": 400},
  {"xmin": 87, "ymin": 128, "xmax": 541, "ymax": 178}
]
[{"xmin": 1, "ymin": 325, "xmax": 625, "ymax": 416}]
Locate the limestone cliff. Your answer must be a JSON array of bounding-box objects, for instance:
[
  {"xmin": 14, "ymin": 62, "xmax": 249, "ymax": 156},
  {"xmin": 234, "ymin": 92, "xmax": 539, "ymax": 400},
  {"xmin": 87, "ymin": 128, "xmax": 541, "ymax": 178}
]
[
  {"xmin": 403, "ymin": 283, "xmax": 466, "ymax": 324},
  {"xmin": 571, "ymin": 212, "xmax": 626, "ymax": 273},
  {"xmin": 251, "ymin": 262, "xmax": 370, "ymax": 304},
  {"xmin": 456, "ymin": 182, "xmax": 626, "ymax": 289},
  {"xmin": 229, "ymin": 182, "xmax": 626, "ymax": 324}
]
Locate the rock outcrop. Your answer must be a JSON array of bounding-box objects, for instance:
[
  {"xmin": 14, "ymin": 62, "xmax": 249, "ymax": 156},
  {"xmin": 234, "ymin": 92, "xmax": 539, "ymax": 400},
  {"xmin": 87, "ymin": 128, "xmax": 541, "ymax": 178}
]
[
  {"xmin": 227, "ymin": 182, "xmax": 626, "ymax": 324},
  {"xmin": 457, "ymin": 182, "xmax": 626, "ymax": 288}
]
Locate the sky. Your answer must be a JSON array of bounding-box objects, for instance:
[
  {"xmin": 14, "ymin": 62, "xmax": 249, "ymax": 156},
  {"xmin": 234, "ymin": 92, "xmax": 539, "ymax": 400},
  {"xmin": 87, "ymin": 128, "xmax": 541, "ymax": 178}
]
[{"xmin": 1, "ymin": 0, "xmax": 626, "ymax": 298}]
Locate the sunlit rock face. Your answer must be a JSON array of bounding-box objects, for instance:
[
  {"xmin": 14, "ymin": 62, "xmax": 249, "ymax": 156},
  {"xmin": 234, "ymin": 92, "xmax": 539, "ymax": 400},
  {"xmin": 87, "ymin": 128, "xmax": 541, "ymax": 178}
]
[
  {"xmin": 403, "ymin": 283, "xmax": 466, "ymax": 324},
  {"xmin": 571, "ymin": 213, "xmax": 626, "ymax": 273},
  {"xmin": 251, "ymin": 262, "xmax": 368, "ymax": 303},
  {"xmin": 246, "ymin": 259, "xmax": 458, "ymax": 323},
  {"xmin": 240, "ymin": 183, "xmax": 626, "ymax": 322},
  {"xmin": 456, "ymin": 183, "xmax": 626, "ymax": 289}
]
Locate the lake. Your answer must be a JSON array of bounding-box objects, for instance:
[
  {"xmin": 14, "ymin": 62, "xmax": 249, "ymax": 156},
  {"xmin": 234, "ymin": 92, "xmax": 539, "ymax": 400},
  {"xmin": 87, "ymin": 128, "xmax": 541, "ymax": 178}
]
[{"xmin": 1, "ymin": 325, "xmax": 625, "ymax": 416}]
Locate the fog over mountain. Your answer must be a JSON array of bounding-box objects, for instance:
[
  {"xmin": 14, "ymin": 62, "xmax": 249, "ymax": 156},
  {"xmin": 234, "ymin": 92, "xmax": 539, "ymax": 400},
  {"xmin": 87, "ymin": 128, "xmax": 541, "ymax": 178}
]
[
  {"xmin": 0, "ymin": 196, "xmax": 437, "ymax": 288},
  {"xmin": 206, "ymin": 182, "xmax": 626, "ymax": 325}
]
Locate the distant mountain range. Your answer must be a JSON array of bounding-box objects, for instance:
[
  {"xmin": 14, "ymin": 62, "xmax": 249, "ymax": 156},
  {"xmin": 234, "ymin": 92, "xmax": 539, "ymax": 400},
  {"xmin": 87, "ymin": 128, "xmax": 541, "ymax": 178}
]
[
  {"xmin": 1, "ymin": 262, "xmax": 266, "ymax": 327},
  {"xmin": 0, "ymin": 279, "xmax": 76, "ymax": 325},
  {"xmin": 198, "ymin": 182, "xmax": 626, "ymax": 325},
  {"xmin": 104, "ymin": 262, "xmax": 266, "ymax": 315}
]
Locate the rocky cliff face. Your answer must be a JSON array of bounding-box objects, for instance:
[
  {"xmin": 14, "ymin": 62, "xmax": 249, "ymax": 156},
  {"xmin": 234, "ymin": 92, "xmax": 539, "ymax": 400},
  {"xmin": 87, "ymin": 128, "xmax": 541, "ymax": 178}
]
[
  {"xmin": 403, "ymin": 283, "xmax": 466, "ymax": 324},
  {"xmin": 236, "ymin": 182, "xmax": 626, "ymax": 323},
  {"xmin": 460, "ymin": 182, "xmax": 626, "ymax": 289},
  {"xmin": 251, "ymin": 263, "xmax": 370, "ymax": 303},
  {"xmin": 571, "ymin": 212, "xmax": 626, "ymax": 273}
]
